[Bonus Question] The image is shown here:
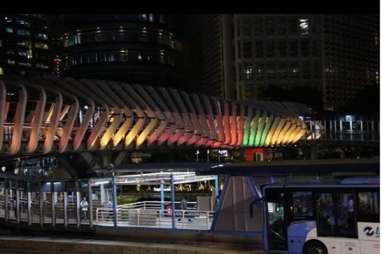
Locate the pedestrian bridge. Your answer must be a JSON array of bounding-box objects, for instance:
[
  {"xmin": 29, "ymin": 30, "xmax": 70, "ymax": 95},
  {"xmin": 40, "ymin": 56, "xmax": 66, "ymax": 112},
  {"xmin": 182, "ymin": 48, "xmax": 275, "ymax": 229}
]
[{"xmin": 0, "ymin": 77, "xmax": 309, "ymax": 157}]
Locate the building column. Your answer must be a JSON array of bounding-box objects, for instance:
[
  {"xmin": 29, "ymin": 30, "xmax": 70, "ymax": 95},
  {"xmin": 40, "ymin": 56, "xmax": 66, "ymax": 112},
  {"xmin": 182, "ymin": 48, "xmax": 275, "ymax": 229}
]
[
  {"xmin": 15, "ymin": 182, "xmax": 20, "ymax": 223},
  {"xmin": 160, "ymin": 173, "xmax": 164, "ymax": 217},
  {"xmin": 27, "ymin": 181, "xmax": 31, "ymax": 226},
  {"xmin": 75, "ymin": 181, "xmax": 80, "ymax": 229},
  {"xmin": 51, "ymin": 181, "xmax": 55, "ymax": 227},
  {"xmin": 88, "ymin": 179, "xmax": 93, "ymax": 228},
  {"xmin": 111, "ymin": 176, "xmax": 118, "ymax": 228},
  {"xmin": 214, "ymin": 176, "xmax": 219, "ymax": 208},
  {"xmin": 63, "ymin": 182, "xmax": 68, "ymax": 229},
  {"xmin": 100, "ymin": 184, "xmax": 105, "ymax": 205},
  {"xmin": 4, "ymin": 180, "xmax": 9, "ymax": 222},
  {"xmin": 39, "ymin": 182, "xmax": 44, "ymax": 228},
  {"xmin": 171, "ymin": 174, "xmax": 176, "ymax": 230}
]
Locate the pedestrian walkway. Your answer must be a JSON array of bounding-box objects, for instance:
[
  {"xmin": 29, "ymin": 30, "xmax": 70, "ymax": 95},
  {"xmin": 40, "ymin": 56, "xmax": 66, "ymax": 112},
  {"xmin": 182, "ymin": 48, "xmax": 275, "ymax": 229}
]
[{"xmin": 0, "ymin": 236, "xmax": 264, "ymax": 254}]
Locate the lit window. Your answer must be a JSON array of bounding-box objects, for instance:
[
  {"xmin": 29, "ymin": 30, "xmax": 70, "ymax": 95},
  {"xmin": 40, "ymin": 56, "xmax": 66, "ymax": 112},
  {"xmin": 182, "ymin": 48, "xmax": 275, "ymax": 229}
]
[
  {"xmin": 27, "ymin": 49, "xmax": 32, "ymax": 59},
  {"xmin": 299, "ymin": 19, "xmax": 309, "ymax": 35},
  {"xmin": 74, "ymin": 34, "xmax": 81, "ymax": 44},
  {"xmin": 137, "ymin": 53, "xmax": 142, "ymax": 60},
  {"xmin": 35, "ymin": 42, "xmax": 48, "ymax": 49},
  {"xmin": 5, "ymin": 17, "xmax": 13, "ymax": 23},
  {"xmin": 18, "ymin": 62, "xmax": 31, "ymax": 67},
  {"xmin": 6, "ymin": 50, "xmax": 15, "ymax": 55},
  {"xmin": 18, "ymin": 51, "xmax": 27, "ymax": 57},
  {"xmin": 0, "ymin": 67, "xmax": 3, "ymax": 75},
  {"xmin": 142, "ymin": 14, "xmax": 147, "ymax": 20},
  {"xmin": 160, "ymin": 50, "xmax": 165, "ymax": 63},
  {"xmin": 17, "ymin": 41, "xmax": 26, "ymax": 46},
  {"xmin": 119, "ymin": 49, "xmax": 128, "ymax": 62},
  {"xmin": 36, "ymin": 33, "xmax": 48, "ymax": 40},
  {"xmin": 17, "ymin": 29, "xmax": 30, "ymax": 36},
  {"xmin": 149, "ymin": 14, "xmax": 154, "ymax": 22},
  {"xmin": 17, "ymin": 19, "xmax": 30, "ymax": 26},
  {"xmin": 244, "ymin": 64, "xmax": 253, "ymax": 80},
  {"xmin": 7, "ymin": 59, "xmax": 15, "ymax": 65},
  {"xmin": 5, "ymin": 27, "xmax": 13, "ymax": 33}
]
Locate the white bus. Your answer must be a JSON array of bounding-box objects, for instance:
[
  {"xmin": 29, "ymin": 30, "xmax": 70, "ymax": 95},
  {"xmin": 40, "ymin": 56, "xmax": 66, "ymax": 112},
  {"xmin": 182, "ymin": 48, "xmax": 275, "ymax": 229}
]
[{"xmin": 262, "ymin": 178, "xmax": 379, "ymax": 254}]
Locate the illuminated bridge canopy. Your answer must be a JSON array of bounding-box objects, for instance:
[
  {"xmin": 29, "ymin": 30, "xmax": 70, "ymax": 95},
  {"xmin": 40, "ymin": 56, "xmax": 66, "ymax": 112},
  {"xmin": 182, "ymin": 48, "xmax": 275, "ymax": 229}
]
[{"xmin": 0, "ymin": 77, "xmax": 308, "ymax": 155}]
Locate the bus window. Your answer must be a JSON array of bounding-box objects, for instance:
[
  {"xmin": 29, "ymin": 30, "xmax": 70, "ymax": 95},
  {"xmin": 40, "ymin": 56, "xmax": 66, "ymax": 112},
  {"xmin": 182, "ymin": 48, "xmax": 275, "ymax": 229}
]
[
  {"xmin": 336, "ymin": 193, "xmax": 356, "ymax": 237},
  {"xmin": 267, "ymin": 201, "xmax": 287, "ymax": 250},
  {"xmin": 316, "ymin": 193, "xmax": 336, "ymax": 236},
  {"xmin": 358, "ymin": 191, "xmax": 379, "ymax": 221},
  {"xmin": 291, "ymin": 191, "xmax": 313, "ymax": 219}
]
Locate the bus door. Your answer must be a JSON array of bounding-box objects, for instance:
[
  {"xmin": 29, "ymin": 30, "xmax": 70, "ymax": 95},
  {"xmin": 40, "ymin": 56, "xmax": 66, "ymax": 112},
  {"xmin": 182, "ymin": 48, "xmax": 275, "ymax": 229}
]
[{"xmin": 265, "ymin": 188, "xmax": 287, "ymax": 251}]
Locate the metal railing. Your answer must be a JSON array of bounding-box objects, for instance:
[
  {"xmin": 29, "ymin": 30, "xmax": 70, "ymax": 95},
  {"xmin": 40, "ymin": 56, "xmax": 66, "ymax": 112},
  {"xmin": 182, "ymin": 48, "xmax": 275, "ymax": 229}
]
[
  {"xmin": 95, "ymin": 202, "xmax": 214, "ymax": 230},
  {"xmin": 119, "ymin": 201, "xmax": 197, "ymax": 210}
]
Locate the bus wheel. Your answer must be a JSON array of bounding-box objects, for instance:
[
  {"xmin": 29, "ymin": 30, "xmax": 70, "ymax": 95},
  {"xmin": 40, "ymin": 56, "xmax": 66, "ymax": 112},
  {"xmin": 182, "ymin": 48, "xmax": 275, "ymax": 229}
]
[{"xmin": 303, "ymin": 240, "xmax": 328, "ymax": 254}]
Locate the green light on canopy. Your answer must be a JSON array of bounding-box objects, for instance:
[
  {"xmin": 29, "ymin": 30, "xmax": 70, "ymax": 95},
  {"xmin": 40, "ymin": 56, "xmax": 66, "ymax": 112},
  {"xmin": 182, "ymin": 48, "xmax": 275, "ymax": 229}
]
[
  {"xmin": 242, "ymin": 118, "xmax": 250, "ymax": 146},
  {"xmin": 248, "ymin": 117, "xmax": 258, "ymax": 146}
]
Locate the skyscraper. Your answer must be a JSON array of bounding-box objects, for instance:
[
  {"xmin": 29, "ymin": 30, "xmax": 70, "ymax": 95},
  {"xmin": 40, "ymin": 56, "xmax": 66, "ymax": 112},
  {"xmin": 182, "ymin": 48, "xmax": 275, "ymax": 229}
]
[
  {"xmin": 200, "ymin": 14, "xmax": 379, "ymax": 111},
  {"xmin": 57, "ymin": 14, "xmax": 177, "ymax": 86},
  {"xmin": 0, "ymin": 14, "xmax": 52, "ymax": 77}
]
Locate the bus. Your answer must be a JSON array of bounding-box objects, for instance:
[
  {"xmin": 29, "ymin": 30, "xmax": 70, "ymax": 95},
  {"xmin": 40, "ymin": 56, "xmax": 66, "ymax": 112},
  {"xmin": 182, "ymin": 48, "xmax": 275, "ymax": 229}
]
[{"xmin": 262, "ymin": 178, "xmax": 379, "ymax": 254}]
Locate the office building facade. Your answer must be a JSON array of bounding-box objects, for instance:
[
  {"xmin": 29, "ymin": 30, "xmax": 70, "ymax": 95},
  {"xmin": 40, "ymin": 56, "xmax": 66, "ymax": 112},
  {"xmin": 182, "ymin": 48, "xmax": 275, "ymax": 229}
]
[
  {"xmin": 201, "ymin": 15, "xmax": 379, "ymax": 111},
  {"xmin": 0, "ymin": 14, "xmax": 52, "ymax": 77},
  {"xmin": 58, "ymin": 14, "xmax": 177, "ymax": 86}
]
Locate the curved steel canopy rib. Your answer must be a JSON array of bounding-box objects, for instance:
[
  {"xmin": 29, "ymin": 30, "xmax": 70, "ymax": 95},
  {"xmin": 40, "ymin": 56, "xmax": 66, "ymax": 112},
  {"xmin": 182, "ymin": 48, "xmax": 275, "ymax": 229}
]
[{"xmin": 0, "ymin": 77, "xmax": 309, "ymax": 155}]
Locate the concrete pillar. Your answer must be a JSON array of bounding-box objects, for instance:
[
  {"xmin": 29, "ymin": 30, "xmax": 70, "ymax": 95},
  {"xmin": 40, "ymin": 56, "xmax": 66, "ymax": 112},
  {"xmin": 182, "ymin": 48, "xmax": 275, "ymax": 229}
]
[{"xmin": 339, "ymin": 120, "xmax": 343, "ymax": 131}]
